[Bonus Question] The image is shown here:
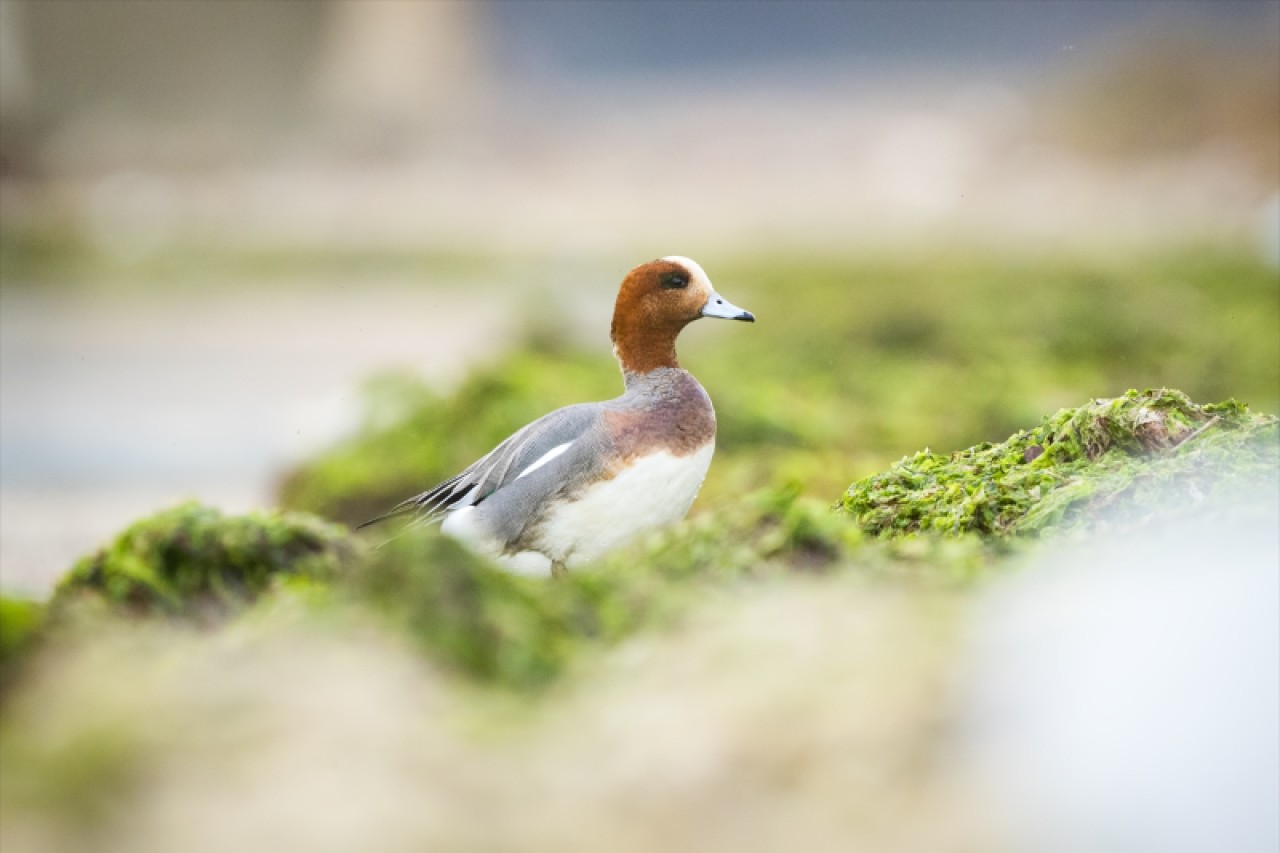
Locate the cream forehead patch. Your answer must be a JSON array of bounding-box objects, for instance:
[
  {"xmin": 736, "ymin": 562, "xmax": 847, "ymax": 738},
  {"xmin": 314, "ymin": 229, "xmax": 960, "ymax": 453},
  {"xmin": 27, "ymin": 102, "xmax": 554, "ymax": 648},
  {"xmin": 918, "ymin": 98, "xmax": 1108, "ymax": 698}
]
[{"xmin": 661, "ymin": 256, "xmax": 712, "ymax": 289}]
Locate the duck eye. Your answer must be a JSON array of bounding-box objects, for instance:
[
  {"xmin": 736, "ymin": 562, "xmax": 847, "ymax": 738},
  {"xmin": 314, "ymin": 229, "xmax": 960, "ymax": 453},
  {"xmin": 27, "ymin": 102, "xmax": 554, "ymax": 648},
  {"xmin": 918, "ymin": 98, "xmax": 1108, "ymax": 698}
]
[{"xmin": 660, "ymin": 272, "xmax": 689, "ymax": 290}]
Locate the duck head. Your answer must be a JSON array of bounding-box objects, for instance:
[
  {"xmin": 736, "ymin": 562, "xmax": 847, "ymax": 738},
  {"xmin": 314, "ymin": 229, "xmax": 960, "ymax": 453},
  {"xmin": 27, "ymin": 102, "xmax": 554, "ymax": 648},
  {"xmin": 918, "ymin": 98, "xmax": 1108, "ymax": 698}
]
[{"xmin": 610, "ymin": 256, "xmax": 754, "ymax": 375}]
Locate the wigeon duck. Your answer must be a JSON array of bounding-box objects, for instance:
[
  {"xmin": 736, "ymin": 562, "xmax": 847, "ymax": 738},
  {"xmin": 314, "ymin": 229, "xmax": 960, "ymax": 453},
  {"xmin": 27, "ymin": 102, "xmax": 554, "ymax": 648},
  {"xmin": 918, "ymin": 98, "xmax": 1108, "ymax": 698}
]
[{"xmin": 363, "ymin": 256, "xmax": 754, "ymax": 577}]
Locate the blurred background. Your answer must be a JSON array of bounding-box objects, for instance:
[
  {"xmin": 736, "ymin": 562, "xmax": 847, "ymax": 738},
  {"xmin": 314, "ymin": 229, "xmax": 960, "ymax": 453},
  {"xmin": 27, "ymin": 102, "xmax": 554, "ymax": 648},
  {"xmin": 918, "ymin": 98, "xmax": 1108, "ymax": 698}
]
[
  {"xmin": 2, "ymin": 4, "xmax": 1279, "ymax": 852},
  {"xmin": 1, "ymin": 0, "xmax": 1278, "ymax": 589}
]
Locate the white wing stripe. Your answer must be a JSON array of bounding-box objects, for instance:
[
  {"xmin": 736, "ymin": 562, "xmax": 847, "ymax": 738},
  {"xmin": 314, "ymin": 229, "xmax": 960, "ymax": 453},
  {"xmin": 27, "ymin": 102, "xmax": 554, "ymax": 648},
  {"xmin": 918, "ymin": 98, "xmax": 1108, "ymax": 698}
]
[{"xmin": 514, "ymin": 442, "xmax": 573, "ymax": 481}]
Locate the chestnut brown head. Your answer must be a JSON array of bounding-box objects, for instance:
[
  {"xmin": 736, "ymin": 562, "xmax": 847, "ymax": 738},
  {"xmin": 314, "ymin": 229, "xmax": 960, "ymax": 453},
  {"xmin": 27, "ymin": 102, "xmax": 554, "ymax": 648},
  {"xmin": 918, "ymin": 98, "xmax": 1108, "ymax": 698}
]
[{"xmin": 611, "ymin": 256, "xmax": 754, "ymax": 374}]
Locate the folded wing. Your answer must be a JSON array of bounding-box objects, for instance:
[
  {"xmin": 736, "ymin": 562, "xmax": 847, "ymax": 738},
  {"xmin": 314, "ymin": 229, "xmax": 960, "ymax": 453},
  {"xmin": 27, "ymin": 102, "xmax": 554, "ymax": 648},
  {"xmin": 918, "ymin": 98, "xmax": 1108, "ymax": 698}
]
[{"xmin": 359, "ymin": 403, "xmax": 603, "ymax": 530}]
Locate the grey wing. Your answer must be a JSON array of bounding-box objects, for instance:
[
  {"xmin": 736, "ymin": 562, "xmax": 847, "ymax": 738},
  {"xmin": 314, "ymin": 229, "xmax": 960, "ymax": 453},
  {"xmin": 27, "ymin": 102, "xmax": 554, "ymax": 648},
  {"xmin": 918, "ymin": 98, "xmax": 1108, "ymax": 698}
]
[{"xmin": 359, "ymin": 403, "xmax": 604, "ymax": 529}]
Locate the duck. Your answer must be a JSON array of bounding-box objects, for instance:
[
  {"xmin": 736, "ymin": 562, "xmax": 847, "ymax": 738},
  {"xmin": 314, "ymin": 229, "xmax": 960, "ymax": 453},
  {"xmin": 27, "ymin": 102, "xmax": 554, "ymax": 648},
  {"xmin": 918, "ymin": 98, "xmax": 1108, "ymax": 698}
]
[{"xmin": 362, "ymin": 256, "xmax": 754, "ymax": 577}]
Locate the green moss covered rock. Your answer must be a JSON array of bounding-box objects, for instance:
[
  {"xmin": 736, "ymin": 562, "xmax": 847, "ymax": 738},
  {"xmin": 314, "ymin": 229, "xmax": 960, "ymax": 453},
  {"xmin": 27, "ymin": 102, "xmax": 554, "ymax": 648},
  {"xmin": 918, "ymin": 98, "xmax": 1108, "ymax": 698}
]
[
  {"xmin": 340, "ymin": 483, "xmax": 1000, "ymax": 691},
  {"xmin": 839, "ymin": 389, "xmax": 1278, "ymax": 538},
  {"xmin": 343, "ymin": 486, "xmax": 849, "ymax": 690},
  {"xmin": 54, "ymin": 503, "xmax": 357, "ymax": 622}
]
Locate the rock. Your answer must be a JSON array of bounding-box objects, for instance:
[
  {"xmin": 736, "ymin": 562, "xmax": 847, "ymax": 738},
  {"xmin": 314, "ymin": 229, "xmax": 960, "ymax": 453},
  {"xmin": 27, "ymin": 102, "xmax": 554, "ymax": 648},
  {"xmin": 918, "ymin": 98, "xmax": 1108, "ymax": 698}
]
[
  {"xmin": 839, "ymin": 389, "xmax": 1278, "ymax": 538},
  {"xmin": 52, "ymin": 502, "xmax": 356, "ymax": 623}
]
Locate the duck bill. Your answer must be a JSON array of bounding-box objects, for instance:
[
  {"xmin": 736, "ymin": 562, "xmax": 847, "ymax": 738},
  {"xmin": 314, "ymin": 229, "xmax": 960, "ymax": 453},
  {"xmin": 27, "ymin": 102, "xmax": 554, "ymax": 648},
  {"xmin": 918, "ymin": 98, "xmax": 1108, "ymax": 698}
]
[{"xmin": 701, "ymin": 291, "xmax": 756, "ymax": 322}]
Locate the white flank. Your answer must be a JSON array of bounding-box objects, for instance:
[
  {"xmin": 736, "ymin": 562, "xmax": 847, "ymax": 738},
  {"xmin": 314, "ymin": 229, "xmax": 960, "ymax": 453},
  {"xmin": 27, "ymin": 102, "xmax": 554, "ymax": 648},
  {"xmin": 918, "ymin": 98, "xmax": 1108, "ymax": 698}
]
[
  {"xmin": 442, "ymin": 441, "xmax": 716, "ymax": 578},
  {"xmin": 515, "ymin": 441, "xmax": 573, "ymax": 481},
  {"xmin": 439, "ymin": 505, "xmax": 489, "ymax": 551},
  {"xmin": 542, "ymin": 441, "xmax": 715, "ymax": 567},
  {"xmin": 440, "ymin": 505, "xmax": 552, "ymax": 575}
]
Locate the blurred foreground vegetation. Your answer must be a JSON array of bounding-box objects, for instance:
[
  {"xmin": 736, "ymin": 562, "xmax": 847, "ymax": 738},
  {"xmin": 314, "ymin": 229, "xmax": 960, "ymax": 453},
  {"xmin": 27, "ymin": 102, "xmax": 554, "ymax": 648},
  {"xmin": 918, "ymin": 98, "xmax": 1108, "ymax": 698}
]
[{"xmin": 2, "ymin": 245, "xmax": 1277, "ymax": 851}]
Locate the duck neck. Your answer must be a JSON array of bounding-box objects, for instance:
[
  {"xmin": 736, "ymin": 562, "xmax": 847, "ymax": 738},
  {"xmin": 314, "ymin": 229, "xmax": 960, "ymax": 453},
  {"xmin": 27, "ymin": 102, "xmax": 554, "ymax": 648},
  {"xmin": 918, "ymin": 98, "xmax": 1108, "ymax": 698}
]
[
  {"xmin": 619, "ymin": 365, "xmax": 696, "ymax": 400},
  {"xmin": 611, "ymin": 316, "xmax": 684, "ymax": 380}
]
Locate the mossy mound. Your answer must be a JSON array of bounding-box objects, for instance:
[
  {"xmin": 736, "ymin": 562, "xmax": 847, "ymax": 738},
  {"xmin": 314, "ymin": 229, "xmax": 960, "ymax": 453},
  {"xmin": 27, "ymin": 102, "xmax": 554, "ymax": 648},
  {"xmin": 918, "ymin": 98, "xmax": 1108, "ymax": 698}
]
[
  {"xmin": 27, "ymin": 486, "xmax": 986, "ymax": 696},
  {"xmin": 54, "ymin": 503, "xmax": 357, "ymax": 622},
  {"xmin": 335, "ymin": 486, "xmax": 858, "ymax": 690},
  {"xmin": 839, "ymin": 389, "xmax": 1279, "ymax": 538},
  {"xmin": 338, "ymin": 484, "xmax": 1002, "ymax": 691}
]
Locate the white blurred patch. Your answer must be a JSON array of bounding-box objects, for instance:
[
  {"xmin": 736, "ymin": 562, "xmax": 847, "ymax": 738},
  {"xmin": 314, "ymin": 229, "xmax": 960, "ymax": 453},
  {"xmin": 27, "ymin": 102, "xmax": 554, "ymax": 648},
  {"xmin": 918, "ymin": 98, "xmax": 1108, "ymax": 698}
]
[{"xmin": 957, "ymin": 493, "xmax": 1280, "ymax": 853}]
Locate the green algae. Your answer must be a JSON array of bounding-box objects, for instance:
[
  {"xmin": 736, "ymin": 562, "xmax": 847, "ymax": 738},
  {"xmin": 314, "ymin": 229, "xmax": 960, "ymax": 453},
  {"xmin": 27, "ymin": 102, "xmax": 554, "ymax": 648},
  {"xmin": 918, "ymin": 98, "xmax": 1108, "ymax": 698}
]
[
  {"xmin": 326, "ymin": 485, "xmax": 863, "ymax": 691},
  {"xmin": 330, "ymin": 482, "xmax": 1005, "ymax": 692},
  {"xmin": 14, "ymin": 249, "xmax": 1280, "ymax": 694},
  {"xmin": 839, "ymin": 389, "xmax": 1279, "ymax": 539},
  {"xmin": 67, "ymin": 487, "xmax": 854, "ymax": 694},
  {"xmin": 54, "ymin": 503, "xmax": 357, "ymax": 622},
  {"xmin": 21, "ymin": 484, "xmax": 983, "ymax": 698},
  {"xmin": 4, "ymin": 242, "xmax": 1279, "ymax": 850}
]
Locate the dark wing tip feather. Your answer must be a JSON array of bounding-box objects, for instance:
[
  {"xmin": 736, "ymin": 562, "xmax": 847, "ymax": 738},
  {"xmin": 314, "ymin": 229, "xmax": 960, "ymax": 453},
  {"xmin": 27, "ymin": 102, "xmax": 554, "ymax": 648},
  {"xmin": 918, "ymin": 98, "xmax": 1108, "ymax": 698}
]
[
  {"xmin": 356, "ymin": 404, "xmax": 599, "ymax": 534},
  {"xmin": 357, "ymin": 472, "xmax": 474, "ymax": 530},
  {"xmin": 356, "ymin": 509, "xmax": 410, "ymax": 530}
]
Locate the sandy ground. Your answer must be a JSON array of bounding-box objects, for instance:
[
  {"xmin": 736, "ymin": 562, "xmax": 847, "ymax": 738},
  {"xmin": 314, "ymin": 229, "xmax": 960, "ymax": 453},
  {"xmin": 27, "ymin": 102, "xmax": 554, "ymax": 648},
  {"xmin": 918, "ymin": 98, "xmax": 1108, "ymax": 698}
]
[{"xmin": 0, "ymin": 281, "xmax": 516, "ymax": 594}]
